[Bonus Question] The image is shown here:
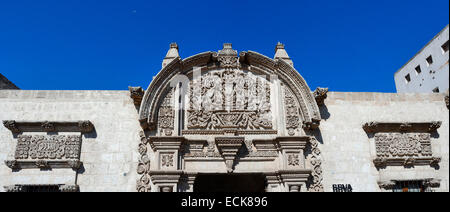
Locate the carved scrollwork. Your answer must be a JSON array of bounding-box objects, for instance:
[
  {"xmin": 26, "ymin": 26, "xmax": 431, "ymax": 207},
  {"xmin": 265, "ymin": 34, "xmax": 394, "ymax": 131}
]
[
  {"xmin": 308, "ymin": 137, "xmax": 324, "ymax": 192},
  {"xmin": 136, "ymin": 131, "xmax": 151, "ymax": 192},
  {"xmin": 158, "ymin": 89, "xmax": 174, "ymax": 136},
  {"xmin": 284, "ymin": 87, "xmax": 301, "ymax": 136},
  {"xmin": 372, "ymin": 132, "xmax": 440, "ymax": 168}
]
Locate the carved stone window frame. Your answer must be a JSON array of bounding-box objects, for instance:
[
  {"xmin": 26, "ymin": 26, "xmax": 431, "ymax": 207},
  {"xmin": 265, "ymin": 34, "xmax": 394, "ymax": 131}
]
[
  {"xmin": 3, "ymin": 120, "xmax": 94, "ymax": 171},
  {"xmin": 363, "ymin": 121, "xmax": 441, "ymax": 168}
]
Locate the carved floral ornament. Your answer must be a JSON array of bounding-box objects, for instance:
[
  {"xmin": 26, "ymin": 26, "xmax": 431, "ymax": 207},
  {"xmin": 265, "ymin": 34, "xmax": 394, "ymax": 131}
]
[
  {"xmin": 2, "ymin": 120, "xmax": 94, "ymax": 171},
  {"xmin": 362, "ymin": 122, "xmax": 442, "ymax": 168},
  {"xmin": 138, "ymin": 43, "xmax": 321, "ymax": 133}
]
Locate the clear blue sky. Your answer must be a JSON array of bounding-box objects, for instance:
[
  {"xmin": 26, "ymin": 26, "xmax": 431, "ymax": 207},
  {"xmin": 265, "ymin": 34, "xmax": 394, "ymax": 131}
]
[{"xmin": 0, "ymin": 0, "xmax": 448, "ymax": 92}]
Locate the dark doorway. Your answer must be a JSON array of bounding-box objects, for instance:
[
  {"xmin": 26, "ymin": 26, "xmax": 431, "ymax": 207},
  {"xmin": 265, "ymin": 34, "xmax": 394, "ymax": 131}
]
[{"xmin": 194, "ymin": 173, "xmax": 266, "ymax": 192}]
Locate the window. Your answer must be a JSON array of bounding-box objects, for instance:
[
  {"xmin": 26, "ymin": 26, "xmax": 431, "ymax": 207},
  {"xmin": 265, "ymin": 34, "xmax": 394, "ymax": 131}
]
[
  {"xmin": 442, "ymin": 40, "xmax": 449, "ymax": 53},
  {"xmin": 415, "ymin": 65, "xmax": 421, "ymax": 75},
  {"xmin": 392, "ymin": 180, "xmax": 432, "ymax": 192},
  {"xmin": 433, "ymin": 87, "xmax": 440, "ymax": 93},
  {"xmin": 426, "ymin": 55, "xmax": 433, "ymax": 66},
  {"xmin": 405, "ymin": 74, "xmax": 411, "ymax": 83}
]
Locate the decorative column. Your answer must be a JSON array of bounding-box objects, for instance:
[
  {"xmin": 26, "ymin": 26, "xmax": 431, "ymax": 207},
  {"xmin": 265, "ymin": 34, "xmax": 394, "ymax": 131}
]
[{"xmin": 148, "ymin": 136, "xmax": 185, "ymax": 192}]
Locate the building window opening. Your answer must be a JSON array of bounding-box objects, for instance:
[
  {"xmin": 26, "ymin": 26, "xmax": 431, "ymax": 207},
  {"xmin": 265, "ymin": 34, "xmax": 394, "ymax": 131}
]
[
  {"xmin": 442, "ymin": 40, "xmax": 449, "ymax": 53},
  {"xmin": 433, "ymin": 87, "xmax": 440, "ymax": 93},
  {"xmin": 392, "ymin": 180, "xmax": 432, "ymax": 192},
  {"xmin": 426, "ymin": 55, "xmax": 433, "ymax": 66},
  {"xmin": 405, "ymin": 74, "xmax": 411, "ymax": 84},
  {"xmin": 415, "ymin": 65, "xmax": 421, "ymax": 75}
]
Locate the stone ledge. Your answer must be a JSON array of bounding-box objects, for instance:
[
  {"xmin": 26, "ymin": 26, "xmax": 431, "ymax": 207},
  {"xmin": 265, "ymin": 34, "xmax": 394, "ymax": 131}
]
[
  {"xmin": 4, "ymin": 159, "xmax": 83, "ymax": 171},
  {"xmin": 362, "ymin": 122, "xmax": 441, "ymax": 133},
  {"xmin": 2, "ymin": 120, "xmax": 94, "ymax": 133}
]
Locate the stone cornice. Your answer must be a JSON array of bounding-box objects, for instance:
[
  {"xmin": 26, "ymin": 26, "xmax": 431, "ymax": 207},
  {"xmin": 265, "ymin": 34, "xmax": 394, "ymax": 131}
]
[
  {"xmin": 276, "ymin": 136, "xmax": 310, "ymax": 150},
  {"xmin": 3, "ymin": 184, "xmax": 79, "ymax": 192},
  {"xmin": 362, "ymin": 121, "xmax": 441, "ymax": 133},
  {"xmin": 2, "ymin": 120, "xmax": 94, "ymax": 133},
  {"xmin": 5, "ymin": 159, "xmax": 83, "ymax": 170},
  {"xmin": 148, "ymin": 136, "xmax": 185, "ymax": 151},
  {"xmin": 373, "ymin": 157, "xmax": 441, "ymax": 168}
]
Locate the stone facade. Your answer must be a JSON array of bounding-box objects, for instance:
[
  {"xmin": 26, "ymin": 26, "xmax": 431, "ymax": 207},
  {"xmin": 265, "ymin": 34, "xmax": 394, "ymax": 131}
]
[{"xmin": 0, "ymin": 43, "xmax": 448, "ymax": 192}]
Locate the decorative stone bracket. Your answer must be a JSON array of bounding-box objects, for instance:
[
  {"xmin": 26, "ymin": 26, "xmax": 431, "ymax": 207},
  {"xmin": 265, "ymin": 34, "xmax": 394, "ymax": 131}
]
[
  {"xmin": 215, "ymin": 137, "xmax": 245, "ymax": 173},
  {"xmin": 3, "ymin": 120, "xmax": 94, "ymax": 171},
  {"xmin": 129, "ymin": 86, "xmax": 145, "ymax": 107},
  {"xmin": 313, "ymin": 87, "xmax": 328, "ymax": 106},
  {"xmin": 363, "ymin": 122, "xmax": 442, "ymax": 169}
]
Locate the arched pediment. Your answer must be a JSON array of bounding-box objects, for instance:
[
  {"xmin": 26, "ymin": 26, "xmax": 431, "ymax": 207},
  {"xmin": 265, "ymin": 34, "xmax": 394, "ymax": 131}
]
[{"xmin": 138, "ymin": 44, "xmax": 321, "ymax": 135}]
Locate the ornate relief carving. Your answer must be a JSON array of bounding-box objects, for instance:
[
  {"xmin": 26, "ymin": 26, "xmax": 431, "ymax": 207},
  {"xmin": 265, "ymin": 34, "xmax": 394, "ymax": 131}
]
[
  {"xmin": 284, "ymin": 87, "xmax": 301, "ymax": 136},
  {"xmin": 158, "ymin": 89, "xmax": 175, "ymax": 136},
  {"xmin": 287, "ymin": 154, "xmax": 300, "ymax": 166},
  {"xmin": 136, "ymin": 131, "xmax": 151, "ymax": 192},
  {"xmin": 215, "ymin": 43, "xmax": 239, "ymax": 69},
  {"xmin": 187, "ymin": 69, "xmax": 272, "ymax": 131},
  {"xmin": 161, "ymin": 154, "xmax": 174, "ymax": 167},
  {"xmin": 364, "ymin": 122, "xmax": 441, "ymax": 168},
  {"xmin": 374, "ymin": 133, "xmax": 432, "ymax": 158},
  {"xmin": 16, "ymin": 135, "xmax": 81, "ymax": 160},
  {"xmin": 5, "ymin": 135, "xmax": 83, "ymax": 170},
  {"xmin": 308, "ymin": 137, "xmax": 324, "ymax": 192}
]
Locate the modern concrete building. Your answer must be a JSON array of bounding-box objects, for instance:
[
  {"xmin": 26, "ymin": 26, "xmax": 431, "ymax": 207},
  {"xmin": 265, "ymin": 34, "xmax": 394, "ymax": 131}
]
[
  {"xmin": 0, "ymin": 43, "xmax": 448, "ymax": 192},
  {"xmin": 395, "ymin": 25, "xmax": 449, "ymax": 94},
  {"xmin": 0, "ymin": 73, "xmax": 19, "ymax": 90}
]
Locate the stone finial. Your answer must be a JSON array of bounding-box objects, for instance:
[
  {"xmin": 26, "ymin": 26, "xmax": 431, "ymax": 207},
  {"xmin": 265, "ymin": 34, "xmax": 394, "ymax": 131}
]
[
  {"xmin": 162, "ymin": 43, "xmax": 180, "ymax": 68},
  {"xmin": 274, "ymin": 42, "xmax": 293, "ymax": 66}
]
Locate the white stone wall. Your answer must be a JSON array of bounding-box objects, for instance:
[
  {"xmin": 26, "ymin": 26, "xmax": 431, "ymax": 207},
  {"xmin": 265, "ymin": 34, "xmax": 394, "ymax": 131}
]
[
  {"xmin": 0, "ymin": 90, "xmax": 448, "ymax": 192},
  {"xmin": 0, "ymin": 90, "xmax": 141, "ymax": 192},
  {"xmin": 320, "ymin": 92, "xmax": 449, "ymax": 192}
]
